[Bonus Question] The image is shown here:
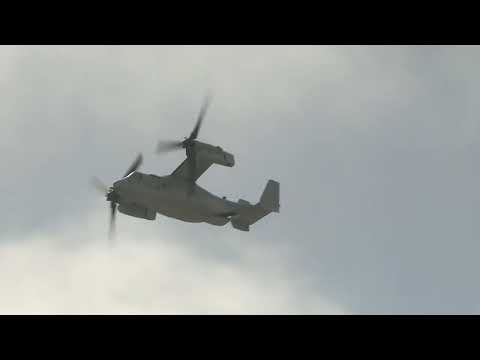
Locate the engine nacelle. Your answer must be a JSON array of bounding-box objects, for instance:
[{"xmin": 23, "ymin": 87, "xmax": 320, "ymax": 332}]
[
  {"xmin": 118, "ymin": 203, "xmax": 156, "ymax": 220},
  {"xmin": 195, "ymin": 141, "xmax": 235, "ymax": 167}
]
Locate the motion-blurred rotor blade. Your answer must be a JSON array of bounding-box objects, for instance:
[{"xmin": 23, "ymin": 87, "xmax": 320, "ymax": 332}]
[
  {"xmin": 109, "ymin": 201, "xmax": 117, "ymax": 242},
  {"xmin": 123, "ymin": 153, "xmax": 143, "ymax": 178},
  {"xmin": 91, "ymin": 176, "xmax": 109, "ymax": 194},
  {"xmin": 188, "ymin": 94, "xmax": 211, "ymax": 141},
  {"xmin": 156, "ymin": 140, "xmax": 183, "ymax": 154}
]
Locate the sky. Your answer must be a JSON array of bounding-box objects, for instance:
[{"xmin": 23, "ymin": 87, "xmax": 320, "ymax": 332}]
[{"xmin": 1, "ymin": 45, "xmax": 480, "ymax": 314}]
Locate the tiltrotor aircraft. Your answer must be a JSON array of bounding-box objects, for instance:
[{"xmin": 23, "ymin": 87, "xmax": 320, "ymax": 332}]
[{"xmin": 92, "ymin": 96, "xmax": 280, "ymax": 238}]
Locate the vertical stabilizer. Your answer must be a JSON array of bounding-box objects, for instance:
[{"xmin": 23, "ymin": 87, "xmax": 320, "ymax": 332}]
[
  {"xmin": 230, "ymin": 180, "xmax": 280, "ymax": 231},
  {"xmin": 259, "ymin": 180, "xmax": 280, "ymax": 213}
]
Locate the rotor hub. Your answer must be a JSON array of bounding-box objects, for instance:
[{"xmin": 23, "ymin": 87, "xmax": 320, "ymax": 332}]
[{"xmin": 182, "ymin": 138, "xmax": 195, "ymax": 148}]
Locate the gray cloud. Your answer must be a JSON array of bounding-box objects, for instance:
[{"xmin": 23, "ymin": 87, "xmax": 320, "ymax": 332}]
[{"xmin": 2, "ymin": 45, "xmax": 480, "ymax": 313}]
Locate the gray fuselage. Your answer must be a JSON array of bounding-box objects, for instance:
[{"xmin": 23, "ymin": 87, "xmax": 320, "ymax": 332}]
[{"xmin": 113, "ymin": 171, "xmax": 238, "ymax": 226}]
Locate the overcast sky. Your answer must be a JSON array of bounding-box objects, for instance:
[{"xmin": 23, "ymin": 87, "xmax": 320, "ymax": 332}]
[{"xmin": 1, "ymin": 45, "xmax": 480, "ymax": 314}]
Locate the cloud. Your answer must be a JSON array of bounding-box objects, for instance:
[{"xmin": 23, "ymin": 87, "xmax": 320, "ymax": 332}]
[{"xmin": 0, "ymin": 207, "xmax": 345, "ymax": 314}]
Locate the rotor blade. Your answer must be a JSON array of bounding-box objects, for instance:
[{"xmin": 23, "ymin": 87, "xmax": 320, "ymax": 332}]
[
  {"xmin": 156, "ymin": 140, "xmax": 183, "ymax": 154},
  {"xmin": 189, "ymin": 94, "xmax": 212, "ymax": 141},
  {"xmin": 109, "ymin": 202, "xmax": 116, "ymax": 242},
  {"xmin": 91, "ymin": 176, "xmax": 109, "ymax": 194},
  {"xmin": 123, "ymin": 153, "xmax": 143, "ymax": 178}
]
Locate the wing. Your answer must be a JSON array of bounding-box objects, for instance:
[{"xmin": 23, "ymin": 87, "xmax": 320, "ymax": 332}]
[{"xmin": 171, "ymin": 156, "xmax": 213, "ymax": 182}]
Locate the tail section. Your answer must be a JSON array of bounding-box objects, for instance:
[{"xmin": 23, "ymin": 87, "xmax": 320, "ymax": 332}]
[
  {"xmin": 259, "ymin": 180, "xmax": 280, "ymax": 213},
  {"xmin": 230, "ymin": 180, "xmax": 280, "ymax": 232}
]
